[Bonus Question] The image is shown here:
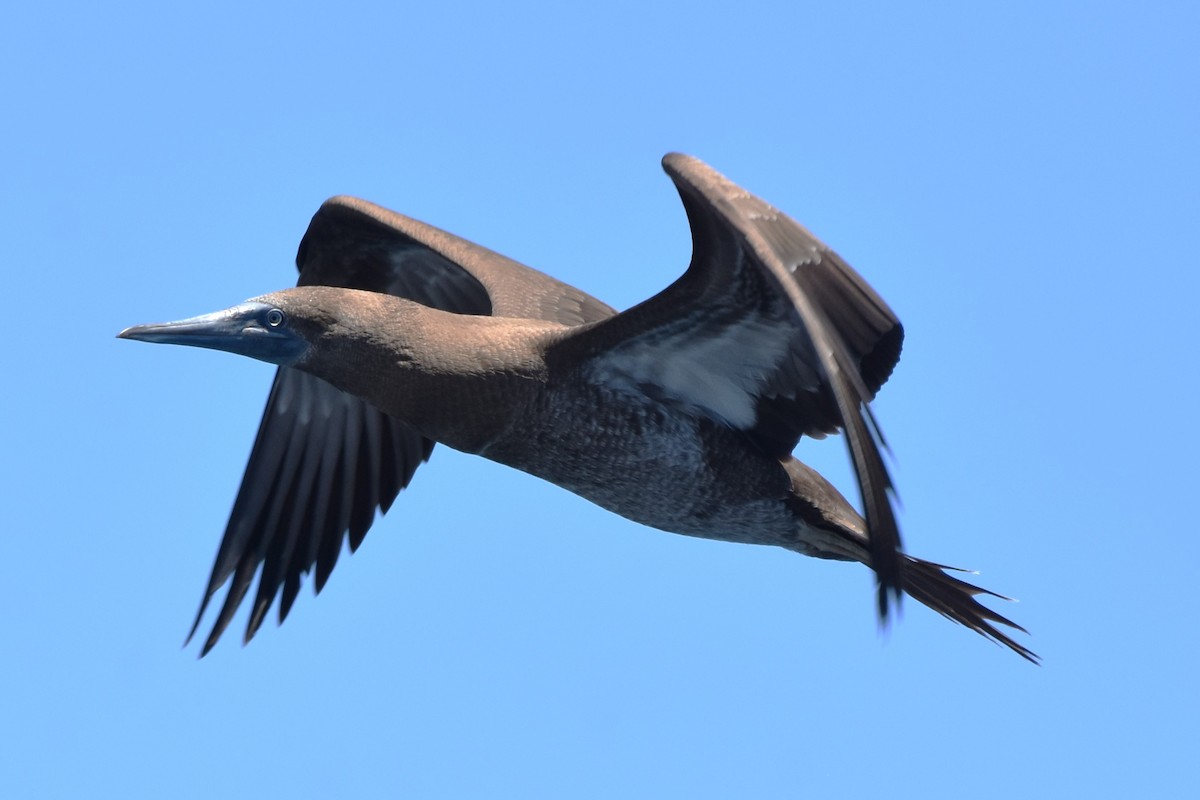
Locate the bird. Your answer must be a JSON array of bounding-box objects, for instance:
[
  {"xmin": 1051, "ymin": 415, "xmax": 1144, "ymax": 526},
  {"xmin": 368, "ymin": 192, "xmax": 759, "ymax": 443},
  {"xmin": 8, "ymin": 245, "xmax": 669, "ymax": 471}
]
[{"xmin": 119, "ymin": 153, "xmax": 1036, "ymax": 662}]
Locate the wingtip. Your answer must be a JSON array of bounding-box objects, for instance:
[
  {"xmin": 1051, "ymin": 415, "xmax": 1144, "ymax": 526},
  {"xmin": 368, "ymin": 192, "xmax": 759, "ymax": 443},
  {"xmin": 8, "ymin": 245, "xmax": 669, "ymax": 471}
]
[
  {"xmin": 661, "ymin": 151, "xmax": 690, "ymax": 168},
  {"xmin": 184, "ymin": 595, "xmax": 212, "ymax": 651},
  {"xmin": 660, "ymin": 152, "xmax": 707, "ymax": 182},
  {"xmin": 875, "ymin": 574, "xmax": 906, "ymax": 627},
  {"xmin": 198, "ymin": 634, "xmax": 218, "ymax": 659}
]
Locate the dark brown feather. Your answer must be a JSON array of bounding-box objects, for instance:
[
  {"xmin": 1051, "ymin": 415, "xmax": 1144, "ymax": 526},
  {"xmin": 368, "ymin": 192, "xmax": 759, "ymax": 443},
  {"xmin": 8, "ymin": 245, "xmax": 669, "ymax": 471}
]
[{"xmin": 901, "ymin": 556, "xmax": 1039, "ymax": 664}]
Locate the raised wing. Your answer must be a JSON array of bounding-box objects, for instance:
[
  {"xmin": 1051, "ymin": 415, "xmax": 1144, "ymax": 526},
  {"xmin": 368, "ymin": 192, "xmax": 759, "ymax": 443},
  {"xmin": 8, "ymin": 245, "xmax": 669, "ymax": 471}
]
[
  {"xmin": 297, "ymin": 197, "xmax": 616, "ymax": 325},
  {"xmin": 557, "ymin": 153, "xmax": 906, "ymax": 612},
  {"xmin": 192, "ymin": 197, "xmax": 616, "ymax": 654}
]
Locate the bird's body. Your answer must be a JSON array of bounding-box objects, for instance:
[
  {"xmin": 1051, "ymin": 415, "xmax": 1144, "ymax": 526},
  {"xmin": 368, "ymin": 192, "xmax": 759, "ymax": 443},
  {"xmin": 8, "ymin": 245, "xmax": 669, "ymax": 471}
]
[
  {"xmin": 300, "ymin": 289, "xmax": 806, "ymax": 549},
  {"xmin": 121, "ymin": 154, "xmax": 1035, "ymax": 661}
]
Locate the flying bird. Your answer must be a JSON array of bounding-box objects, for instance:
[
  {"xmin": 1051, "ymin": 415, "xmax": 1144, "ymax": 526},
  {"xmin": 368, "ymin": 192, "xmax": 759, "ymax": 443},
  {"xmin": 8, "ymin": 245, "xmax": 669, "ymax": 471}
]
[{"xmin": 120, "ymin": 154, "xmax": 1035, "ymax": 661}]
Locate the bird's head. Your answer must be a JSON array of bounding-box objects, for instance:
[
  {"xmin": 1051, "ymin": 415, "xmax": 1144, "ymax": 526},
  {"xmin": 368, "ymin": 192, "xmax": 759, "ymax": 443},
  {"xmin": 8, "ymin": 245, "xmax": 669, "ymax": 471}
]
[{"xmin": 116, "ymin": 288, "xmax": 346, "ymax": 367}]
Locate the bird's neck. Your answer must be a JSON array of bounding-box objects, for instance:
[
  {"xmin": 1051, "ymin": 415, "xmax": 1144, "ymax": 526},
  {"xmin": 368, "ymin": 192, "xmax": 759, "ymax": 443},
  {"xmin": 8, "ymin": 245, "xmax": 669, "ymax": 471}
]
[{"xmin": 300, "ymin": 296, "xmax": 558, "ymax": 454}]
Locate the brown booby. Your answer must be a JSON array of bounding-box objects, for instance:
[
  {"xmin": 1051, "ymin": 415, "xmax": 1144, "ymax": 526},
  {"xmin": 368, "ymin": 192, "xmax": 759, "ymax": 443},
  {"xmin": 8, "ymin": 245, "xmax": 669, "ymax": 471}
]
[{"xmin": 120, "ymin": 154, "xmax": 1035, "ymax": 662}]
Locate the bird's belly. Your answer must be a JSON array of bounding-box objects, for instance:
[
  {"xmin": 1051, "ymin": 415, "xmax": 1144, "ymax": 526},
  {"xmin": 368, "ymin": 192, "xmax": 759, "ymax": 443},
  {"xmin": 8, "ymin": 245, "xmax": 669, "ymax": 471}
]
[{"xmin": 479, "ymin": 393, "xmax": 797, "ymax": 546}]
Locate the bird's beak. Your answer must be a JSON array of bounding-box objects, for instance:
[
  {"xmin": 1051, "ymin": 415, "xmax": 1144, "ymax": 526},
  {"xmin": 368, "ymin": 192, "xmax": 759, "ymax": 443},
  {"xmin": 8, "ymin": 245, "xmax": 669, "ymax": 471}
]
[{"xmin": 118, "ymin": 302, "xmax": 308, "ymax": 366}]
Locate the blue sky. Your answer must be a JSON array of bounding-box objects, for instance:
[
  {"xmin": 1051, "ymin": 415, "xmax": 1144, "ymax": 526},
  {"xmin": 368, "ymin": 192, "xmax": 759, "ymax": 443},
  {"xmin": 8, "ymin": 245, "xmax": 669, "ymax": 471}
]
[{"xmin": 3, "ymin": 1, "xmax": 1197, "ymax": 797}]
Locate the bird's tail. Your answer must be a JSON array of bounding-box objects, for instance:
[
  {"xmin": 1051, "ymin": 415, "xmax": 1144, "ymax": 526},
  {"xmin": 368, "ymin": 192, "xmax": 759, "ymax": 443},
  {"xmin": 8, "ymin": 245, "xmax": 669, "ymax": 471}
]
[{"xmin": 899, "ymin": 555, "xmax": 1038, "ymax": 663}]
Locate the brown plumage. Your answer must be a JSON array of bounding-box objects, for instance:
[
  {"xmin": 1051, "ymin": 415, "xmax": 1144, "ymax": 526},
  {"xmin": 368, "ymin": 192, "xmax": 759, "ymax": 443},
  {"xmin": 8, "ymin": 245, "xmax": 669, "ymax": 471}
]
[{"xmin": 119, "ymin": 154, "xmax": 1036, "ymax": 662}]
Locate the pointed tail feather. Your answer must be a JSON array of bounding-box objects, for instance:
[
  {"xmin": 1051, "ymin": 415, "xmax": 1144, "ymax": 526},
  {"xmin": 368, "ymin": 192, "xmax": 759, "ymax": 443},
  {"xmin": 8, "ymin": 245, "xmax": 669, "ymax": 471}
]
[{"xmin": 901, "ymin": 555, "xmax": 1039, "ymax": 664}]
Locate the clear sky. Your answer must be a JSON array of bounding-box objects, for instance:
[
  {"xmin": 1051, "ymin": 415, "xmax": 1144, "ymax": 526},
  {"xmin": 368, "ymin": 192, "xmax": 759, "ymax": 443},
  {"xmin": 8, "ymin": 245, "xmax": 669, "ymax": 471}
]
[{"xmin": 3, "ymin": 2, "xmax": 1196, "ymax": 797}]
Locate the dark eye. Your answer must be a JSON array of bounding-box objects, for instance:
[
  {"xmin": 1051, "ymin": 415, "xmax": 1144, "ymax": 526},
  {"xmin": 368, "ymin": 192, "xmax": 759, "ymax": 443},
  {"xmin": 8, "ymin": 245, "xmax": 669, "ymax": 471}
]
[{"xmin": 266, "ymin": 308, "xmax": 285, "ymax": 327}]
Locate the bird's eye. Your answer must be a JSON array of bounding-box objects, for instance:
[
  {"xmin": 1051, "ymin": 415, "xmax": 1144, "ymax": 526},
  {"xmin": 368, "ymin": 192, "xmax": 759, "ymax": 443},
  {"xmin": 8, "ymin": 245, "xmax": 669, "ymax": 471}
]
[{"xmin": 266, "ymin": 308, "xmax": 285, "ymax": 327}]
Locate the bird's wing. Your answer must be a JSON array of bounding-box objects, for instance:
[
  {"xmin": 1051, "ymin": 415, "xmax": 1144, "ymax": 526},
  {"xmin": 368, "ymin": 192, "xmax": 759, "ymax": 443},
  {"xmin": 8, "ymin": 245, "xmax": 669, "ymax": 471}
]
[
  {"xmin": 297, "ymin": 196, "xmax": 617, "ymax": 325},
  {"xmin": 192, "ymin": 198, "xmax": 616, "ymax": 654},
  {"xmin": 553, "ymin": 153, "xmax": 905, "ymax": 610}
]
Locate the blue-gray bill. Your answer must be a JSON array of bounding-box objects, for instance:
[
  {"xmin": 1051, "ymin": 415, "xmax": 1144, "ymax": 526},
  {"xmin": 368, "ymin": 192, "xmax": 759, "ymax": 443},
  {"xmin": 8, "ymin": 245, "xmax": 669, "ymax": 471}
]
[{"xmin": 118, "ymin": 302, "xmax": 309, "ymax": 366}]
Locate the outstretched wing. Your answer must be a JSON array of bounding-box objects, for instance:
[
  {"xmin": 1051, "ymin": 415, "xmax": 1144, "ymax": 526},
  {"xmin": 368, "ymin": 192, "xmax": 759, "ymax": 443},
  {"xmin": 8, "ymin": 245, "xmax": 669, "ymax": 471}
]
[
  {"xmin": 555, "ymin": 153, "xmax": 905, "ymax": 611},
  {"xmin": 192, "ymin": 197, "xmax": 616, "ymax": 654}
]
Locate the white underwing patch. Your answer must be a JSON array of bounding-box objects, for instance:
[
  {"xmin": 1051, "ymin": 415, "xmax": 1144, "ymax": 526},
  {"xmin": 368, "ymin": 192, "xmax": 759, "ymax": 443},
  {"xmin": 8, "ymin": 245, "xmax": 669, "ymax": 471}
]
[{"xmin": 587, "ymin": 315, "xmax": 790, "ymax": 429}]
